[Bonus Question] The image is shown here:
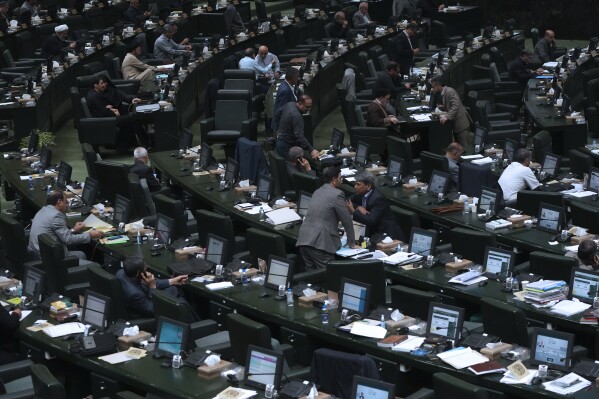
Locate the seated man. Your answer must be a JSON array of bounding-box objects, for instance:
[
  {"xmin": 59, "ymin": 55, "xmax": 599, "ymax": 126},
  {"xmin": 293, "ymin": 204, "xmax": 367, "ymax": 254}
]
[
  {"xmin": 0, "ymin": 306, "xmax": 21, "ymax": 365},
  {"xmin": 238, "ymin": 47, "xmax": 275, "ymax": 93},
  {"xmin": 287, "ymin": 146, "xmax": 315, "ymax": 178},
  {"xmin": 373, "ymin": 61, "xmax": 410, "ymax": 100},
  {"xmin": 366, "ymin": 88, "xmax": 400, "ymax": 132},
  {"xmin": 0, "ymin": 2, "xmax": 12, "ymax": 34},
  {"xmin": 130, "ymin": 147, "xmax": 162, "ymax": 191},
  {"xmin": 124, "ymin": 0, "xmax": 151, "ymax": 24},
  {"xmin": 122, "ymin": 43, "xmax": 165, "ymax": 83},
  {"xmin": 346, "ymin": 172, "xmax": 403, "ymax": 240},
  {"xmin": 532, "ymin": 29, "xmax": 557, "ymax": 65},
  {"xmin": 224, "ymin": 2, "xmax": 245, "ymax": 36},
  {"xmin": 328, "ymin": 11, "xmax": 349, "ymax": 39},
  {"xmin": 85, "ymin": 76, "xmax": 148, "ymax": 153},
  {"xmin": 445, "ymin": 142, "xmax": 463, "ymax": 188},
  {"xmin": 509, "ymin": 50, "xmax": 543, "ymax": 89},
  {"xmin": 153, "ymin": 23, "xmax": 191, "ymax": 61},
  {"xmin": 566, "ymin": 240, "xmax": 599, "ymax": 270},
  {"xmin": 117, "ymin": 256, "xmax": 188, "ymax": 317},
  {"xmin": 498, "ymin": 148, "xmax": 540, "ymax": 205},
  {"xmin": 256, "ymin": 46, "xmax": 281, "ymax": 80},
  {"xmin": 41, "ymin": 24, "xmax": 76, "ymax": 59},
  {"xmin": 28, "ymin": 190, "xmax": 103, "ymax": 263},
  {"xmin": 352, "ymin": 2, "xmax": 374, "ymax": 29}
]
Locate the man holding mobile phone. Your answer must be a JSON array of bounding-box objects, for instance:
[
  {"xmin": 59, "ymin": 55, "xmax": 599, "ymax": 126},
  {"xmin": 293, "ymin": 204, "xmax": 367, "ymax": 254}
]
[{"xmin": 286, "ymin": 146, "xmax": 315, "ymax": 178}]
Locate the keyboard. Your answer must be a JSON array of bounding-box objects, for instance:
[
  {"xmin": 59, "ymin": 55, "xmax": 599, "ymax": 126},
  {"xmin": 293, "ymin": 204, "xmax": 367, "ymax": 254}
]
[
  {"xmin": 572, "ymin": 359, "xmax": 599, "ymax": 379},
  {"xmin": 537, "ymin": 183, "xmax": 574, "ymax": 192}
]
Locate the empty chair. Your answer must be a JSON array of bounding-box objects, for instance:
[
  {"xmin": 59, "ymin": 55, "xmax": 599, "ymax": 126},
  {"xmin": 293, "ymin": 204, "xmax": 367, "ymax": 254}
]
[
  {"xmin": 255, "ymin": 0, "xmax": 267, "ymax": 21},
  {"xmin": 420, "ymin": 151, "xmax": 449, "ymax": 183},
  {"xmin": 532, "ymin": 130, "xmax": 553, "ymax": 163},
  {"xmin": 568, "ymin": 149, "xmax": 592, "ymax": 178},
  {"xmin": 570, "ymin": 202, "xmax": 599, "ymax": 233},
  {"xmin": 431, "ymin": 372, "xmax": 504, "ymax": 399},
  {"xmin": 449, "ymin": 228, "xmax": 495, "ymax": 264},
  {"xmin": 292, "ymin": 171, "xmax": 322, "ymax": 194},
  {"xmin": 390, "ymin": 285, "xmax": 440, "ymax": 320},
  {"xmin": 390, "ymin": 206, "xmax": 420, "ymax": 242},
  {"xmin": 153, "ymin": 194, "xmax": 195, "ymax": 239},
  {"xmin": 475, "ymin": 101, "xmax": 521, "ymax": 143},
  {"xmin": 458, "ymin": 162, "xmax": 495, "ymax": 198},
  {"xmin": 0, "ymin": 359, "xmax": 35, "ymax": 398},
  {"xmin": 489, "ymin": 47, "xmax": 509, "ymax": 79},
  {"xmin": 480, "ymin": 297, "xmax": 531, "ymax": 347},
  {"xmin": 326, "ymin": 259, "xmax": 387, "ymax": 306},
  {"xmin": 0, "ymin": 214, "xmax": 36, "ymax": 278},
  {"xmin": 349, "ymin": 127, "xmax": 388, "ymax": 161},
  {"xmin": 429, "ymin": 20, "xmax": 461, "ymax": 47},
  {"xmin": 524, "ymin": 251, "xmax": 578, "ymax": 282},
  {"xmin": 81, "ymin": 143, "xmax": 100, "ymax": 179},
  {"xmin": 387, "ymin": 136, "xmax": 420, "ymax": 175},
  {"xmin": 516, "ymin": 191, "xmax": 563, "ymax": 218},
  {"xmin": 31, "ymin": 364, "xmax": 66, "ymax": 399},
  {"xmin": 128, "ymin": 173, "xmax": 155, "ymax": 221},
  {"xmin": 268, "ymin": 150, "xmax": 295, "ymax": 198},
  {"xmin": 244, "ymin": 228, "xmax": 289, "ymax": 266},
  {"xmin": 467, "ymin": 90, "xmax": 517, "ymax": 124},
  {"xmin": 194, "ymin": 209, "xmax": 246, "ymax": 257},
  {"xmin": 95, "ymin": 161, "xmax": 130, "ymax": 204}
]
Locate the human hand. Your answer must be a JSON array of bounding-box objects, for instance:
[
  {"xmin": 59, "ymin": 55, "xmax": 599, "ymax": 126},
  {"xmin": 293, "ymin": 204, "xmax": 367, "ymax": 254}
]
[
  {"xmin": 73, "ymin": 222, "xmax": 85, "ymax": 232},
  {"xmin": 356, "ymin": 206, "xmax": 369, "ymax": 215},
  {"xmin": 132, "ymin": 98, "xmax": 142, "ymax": 104},
  {"xmin": 310, "ymin": 149, "xmax": 320, "ymax": 160},
  {"xmin": 413, "ymin": 48, "xmax": 420, "ymax": 55},
  {"xmin": 298, "ymin": 157, "xmax": 311, "ymax": 171},
  {"xmin": 342, "ymin": 20, "xmax": 348, "ymax": 28},
  {"xmin": 389, "ymin": 116, "xmax": 399, "ymax": 124},
  {"xmin": 439, "ymin": 115, "xmax": 448, "ymax": 125},
  {"xmin": 346, "ymin": 200, "xmax": 355, "ymax": 214},
  {"xmin": 12, "ymin": 308, "xmax": 22, "ymax": 317},
  {"xmin": 180, "ymin": 38, "xmax": 190, "ymax": 45},
  {"xmin": 88, "ymin": 229, "xmax": 104, "ymax": 239},
  {"xmin": 169, "ymin": 275, "xmax": 188, "ymax": 286},
  {"xmin": 69, "ymin": 42, "xmax": 76, "ymax": 49},
  {"xmin": 141, "ymin": 271, "xmax": 157, "ymax": 289}
]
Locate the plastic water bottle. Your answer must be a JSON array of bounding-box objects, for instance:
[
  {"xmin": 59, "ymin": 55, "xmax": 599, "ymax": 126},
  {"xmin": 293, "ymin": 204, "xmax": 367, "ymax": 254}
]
[
  {"xmin": 16, "ymin": 281, "xmax": 23, "ymax": 297},
  {"xmin": 241, "ymin": 269, "xmax": 249, "ymax": 286},
  {"xmin": 136, "ymin": 231, "xmax": 141, "ymax": 245},
  {"xmin": 463, "ymin": 197, "xmax": 470, "ymax": 214},
  {"xmin": 259, "ymin": 206, "xmax": 266, "ymax": 221},
  {"xmin": 321, "ymin": 303, "xmax": 328, "ymax": 325},
  {"xmin": 286, "ymin": 288, "xmax": 294, "ymax": 306},
  {"xmin": 28, "ymin": 176, "xmax": 34, "ymax": 190},
  {"xmin": 380, "ymin": 314, "xmax": 385, "ymax": 328}
]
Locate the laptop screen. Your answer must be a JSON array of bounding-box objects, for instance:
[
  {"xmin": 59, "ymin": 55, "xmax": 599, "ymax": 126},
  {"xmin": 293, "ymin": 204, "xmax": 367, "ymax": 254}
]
[
  {"xmin": 409, "ymin": 228, "xmax": 436, "ymax": 257},
  {"xmin": 569, "ymin": 267, "xmax": 599, "ymax": 304},
  {"xmin": 530, "ymin": 328, "xmax": 574, "ymax": 372},
  {"xmin": 537, "ymin": 203, "xmax": 563, "ymax": 234},
  {"xmin": 427, "ymin": 170, "xmax": 449, "ymax": 196},
  {"xmin": 155, "ymin": 214, "xmax": 174, "ymax": 246},
  {"xmin": 478, "ymin": 187, "xmax": 498, "ymax": 213},
  {"xmin": 255, "ymin": 175, "xmax": 272, "ymax": 202},
  {"xmin": 331, "ymin": 128, "xmax": 344, "ymax": 150},
  {"xmin": 587, "ymin": 167, "xmax": 599, "ymax": 191},
  {"xmin": 484, "ymin": 247, "xmax": 514, "ymax": 275},
  {"xmin": 56, "ymin": 161, "xmax": 72, "ymax": 190}
]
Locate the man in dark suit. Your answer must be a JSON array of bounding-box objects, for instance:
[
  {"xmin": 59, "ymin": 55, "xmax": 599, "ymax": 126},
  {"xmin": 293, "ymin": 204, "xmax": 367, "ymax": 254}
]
[
  {"xmin": 0, "ymin": 2, "xmax": 11, "ymax": 34},
  {"xmin": 352, "ymin": 2, "xmax": 374, "ymax": 29},
  {"xmin": 116, "ymin": 256, "xmax": 188, "ymax": 316},
  {"xmin": 271, "ymin": 67, "xmax": 299, "ymax": 132},
  {"xmin": 347, "ymin": 173, "xmax": 403, "ymax": 240},
  {"xmin": 373, "ymin": 61, "xmax": 410, "ymax": 99},
  {"xmin": 509, "ymin": 50, "xmax": 543, "ymax": 89},
  {"xmin": 296, "ymin": 167, "xmax": 358, "ymax": 269},
  {"xmin": 532, "ymin": 30, "xmax": 556, "ymax": 64},
  {"xmin": 130, "ymin": 147, "xmax": 161, "ymax": 191},
  {"xmin": 0, "ymin": 306, "xmax": 21, "ymax": 365},
  {"xmin": 328, "ymin": 11, "xmax": 349, "ymax": 39},
  {"xmin": 41, "ymin": 24, "xmax": 76, "ymax": 59},
  {"xmin": 418, "ymin": 0, "xmax": 444, "ymax": 18},
  {"xmin": 395, "ymin": 22, "xmax": 420, "ymax": 76},
  {"xmin": 430, "ymin": 75, "xmax": 471, "ymax": 149}
]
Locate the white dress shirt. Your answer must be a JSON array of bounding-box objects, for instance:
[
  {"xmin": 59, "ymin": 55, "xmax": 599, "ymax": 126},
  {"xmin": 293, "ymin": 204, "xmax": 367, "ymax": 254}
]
[{"xmin": 498, "ymin": 162, "xmax": 540, "ymax": 203}]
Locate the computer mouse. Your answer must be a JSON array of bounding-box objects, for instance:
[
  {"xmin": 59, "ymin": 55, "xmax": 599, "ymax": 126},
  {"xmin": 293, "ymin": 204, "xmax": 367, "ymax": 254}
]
[
  {"xmin": 478, "ymin": 280, "xmax": 488, "ymax": 287},
  {"xmin": 205, "ymin": 186, "xmax": 213, "ymax": 191},
  {"xmin": 531, "ymin": 377, "xmax": 542, "ymax": 385}
]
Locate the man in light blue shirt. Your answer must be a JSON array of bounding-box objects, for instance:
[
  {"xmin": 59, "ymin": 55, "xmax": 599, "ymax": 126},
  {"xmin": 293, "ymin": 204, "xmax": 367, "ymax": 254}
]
[
  {"xmin": 256, "ymin": 46, "xmax": 281, "ymax": 79},
  {"xmin": 239, "ymin": 47, "xmax": 275, "ymax": 94},
  {"xmin": 153, "ymin": 23, "xmax": 191, "ymax": 60}
]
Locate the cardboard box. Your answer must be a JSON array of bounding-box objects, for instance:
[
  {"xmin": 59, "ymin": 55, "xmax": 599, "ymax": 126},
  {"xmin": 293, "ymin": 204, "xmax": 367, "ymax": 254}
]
[
  {"xmin": 197, "ymin": 360, "xmax": 232, "ymax": 378},
  {"xmin": 385, "ymin": 316, "xmax": 417, "ymax": 331},
  {"xmin": 445, "ymin": 259, "xmax": 473, "ymax": 272},
  {"xmin": 117, "ymin": 331, "xmax": 152, "ymax": 351},
  {"xmin": 231, "ymin": 267, "xmax": 258, "ymax": 278},
  {"xmin": 480, "ymin": 343, "xmax": 513, "ymax": 360},
  {"xmin": 233, "ymin": 185, "xmax": 256, "ymax": 193},
  {"xmin": 376, "ymin": 240, "xmax": 402, "ymax": 253},
  {"xmin": 507, "ymin": 214, "xmax": 531, "ymax": 228},
  {"xmin": 571, "ymin": 234, "xmax": 597, "ymax": 245},
  {"xmin": 298, "ymin": 291, "xmax": 327, "ymax": 304}
]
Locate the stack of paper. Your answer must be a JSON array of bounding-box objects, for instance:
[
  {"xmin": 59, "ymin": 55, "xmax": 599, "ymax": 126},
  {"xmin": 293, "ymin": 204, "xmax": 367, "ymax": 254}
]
[
  {"xmin": 214, "ymin": 387, "xmax": 257, "ymax": 399},
  {"xmin": 437, "ymin": 347, "xmax": 489, "ymax": 369},
  {"xmin": 500, "ymin": 369, "xmax": 537, "ymax": 385},
  {"xmin": 392, "ymin": 335, "xmax": 426, "ymax": 352},
  {"xmin": 43, "ymin": 322, "xmax": 86, "ymax": 338},
  {"xmin": 471, "ymin": 157, "xmax": 494, "ymax": 165},
  {"xmin": 336, "ymin": 247, "xmax": 368, "ymax": 257},
  {"xmin": 380, "ymin": 252, "xmax": 422, "ymax": 265},
  {"xmin": 550, "ymin": 300, "xmax": 591, "ymax": 316},
  {"xmin": 265, "ymin": 208, "xmax": 301, "ymax": 225},
  {"xmin": 412, "ymin": 114, "xmax": 432, "ymax": 122},
  {"xmin": 543, "ymin": 373, "xmax": 591, "ymax": 394}
]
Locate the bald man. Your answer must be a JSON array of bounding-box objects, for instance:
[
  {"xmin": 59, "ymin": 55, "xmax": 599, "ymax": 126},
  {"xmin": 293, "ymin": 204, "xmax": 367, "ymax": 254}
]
[
  {"xmin": 533, "ymin": 30, "xmax": 557, "ymax": 64},
  {"xmin": 352, "ymin": 2, "xmax": 374, "ymax": 29},
  {"xmin": 256, "ymin": 45, "xmax": 280, "ymax": 79}
]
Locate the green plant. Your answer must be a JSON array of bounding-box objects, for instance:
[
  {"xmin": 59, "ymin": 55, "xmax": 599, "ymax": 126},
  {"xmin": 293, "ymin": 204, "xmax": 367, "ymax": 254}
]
[{"xmin": 19, "ymin": 130, "xmax": 55, "ymax": 149}]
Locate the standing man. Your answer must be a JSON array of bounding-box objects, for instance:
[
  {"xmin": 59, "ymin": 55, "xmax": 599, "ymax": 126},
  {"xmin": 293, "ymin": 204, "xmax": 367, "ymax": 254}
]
[
  {"xmin": 256, "ymin": 46, "xmax": 281, "ymax": 80},
  {"xmin": 444, "ymin": 142, "xmax": 463, "ymax": 188},
  {"xmin": 430, "ymin": 76, "xmax": 471, "ymax": 149},
  {"xmin": 153, "ymin": 24, "xmax": 191, "ymax": 61},
  {"xmin": 347, "ymin": 172, "xmax": 403, "ymax": 240},
  {"xmin": 352, "ymin": 2, "xmax": 374, "ymax": 29},
  {"xmin": 224, "ymin": 1, "xmax": 245, "ymax": 36},
  {"xmin": 328, "ymin": 11, "xmax": 349, "ymax": 39},
  {"xmin": 509, "ymin": 50, "xmax": 544, "ymax": 89},
  {"xmin": 274, "ymin": 95, "xmax": 319, "ymax": 160},
  {"xmin": 392, "ymin": 0, "xmax": 417, "ymax": 18},
  {"xmin": 0, "ymin": 2, "xmax": 12, "ymax": 34},
  {"xmin": 271, "ymin": 67, "xmax": 299, "ymax": 132},
  {"xmin": 122, "ymin": 43, "xmax": 165, "ymax": 83},
  {"xmin": 41, "ymin": 24, "xmax": 76, "ymax": 59},
  {"xmin": 532, "ymin": 30, "xmax": 557, "ymax": 64},
  {"xmin": 130, "ymin": 147, "xmax": 162, "ymax": 192},
  {"xmin": 395, "ymin": 22, "xmax": 420, "ymax": 77},
  {"xmin": 28, "ymin": 190, "xmax": 103, "ymax": 263},
  {"xmin": 498, "ymin": 148, "xmax": 540, "ymax": 205},
  {"xmin": 19, "ymin": 0, "xmax": 38, "ymax": 17},
  {"xmin": 297, "ymin": 166, "xmax": 357, "ymax": 270}
]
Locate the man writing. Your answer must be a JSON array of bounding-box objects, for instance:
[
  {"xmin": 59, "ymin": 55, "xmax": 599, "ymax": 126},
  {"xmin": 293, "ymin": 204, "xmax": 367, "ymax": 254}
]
[
  {"xmin": 122, "ymin": 43, "xmax": 166, "ymax": 83},
  {"xmin": 366, "ymin": 88, "xmax": 400, "ymax": 132},
  {"xmin": 352, "ymin": 2, "xmax": 374, "ymax": 29},
  {"xmin": 509, "ymin": 50, "xmax": 544, "ymax": 89}
]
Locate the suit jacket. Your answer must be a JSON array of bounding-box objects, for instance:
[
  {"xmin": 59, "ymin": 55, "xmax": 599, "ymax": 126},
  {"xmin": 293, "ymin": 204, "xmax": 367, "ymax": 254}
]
[
  {"xmin": 418, "ymin": 0, "xmax": 439, "ymax": 18},
  {"xmin": 394, "ymin": 31, "xmax": 415, "ymax": 75},
  {"xmin": 121, "ymin": 53, "xmax": 156, "ymax": 80},
  {"xmin": 116, "ymin": 269, "xmax": 169, "ymax": 316},
  {"xmin": 296, "ymin": 183, "xmax": 355, "ymax": 254},
  {"xmin": 373, "ymin": 70, "xmax": 406, "ymax": 99},
  {"xmin": 130, "ymin": 160, "xmax": 161, "ymax": 192},
  {"xmin": 271, "ymin": 81, "xmax": 297, "ymax": 131},
  {"xmin": 350, "ymin": 188, "xmax": 402, "ymax": 240},
  {"xmin": 442, "ymin": 86, "xmax": 471, "ymax": 133},
  {"xmin": 352, "ymin": 11, "xmax": 372, "ymax": 29},
  {"xmin": 28, "ymin": 205, "xmax": 91, "ymax": 259},
  {"xmin": 41, "ymin": 34, "xmax": 69, "ymax": 59},
  {"xmin": 532, "ymin": 38, "xmax": 555, "ymax": 64},
  {"xmin": 328, "ymin": 21, "xmax": 348, "ymax": 39}
]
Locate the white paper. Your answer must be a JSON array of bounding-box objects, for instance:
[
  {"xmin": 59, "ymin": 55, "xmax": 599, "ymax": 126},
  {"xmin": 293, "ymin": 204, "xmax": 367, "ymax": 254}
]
[
  {"xmin": 336, "ymin": 247, "xmax": 368, "ymax": 257},
  {"xmin": 213, "ymin": 387, "xmax": 257, "ymax": 399},
  {"xmin": 437, "ymin": 347, "xmax": 489, "ymax": 369},
  {"xmin": 543, "ymin": 373, "xmax": 591, "ymax": 394},
  {"xmin": 500, "ymin": 369, "xmax": 537, "ymax": 385},
  {"xmin": 245, "ymin": 204, "xmax": 273, "ymax": 215},
  {"xmin": 351, "ymin": 250, "xmax": 388, "ymax": 260},
  {"xmin": 412, "ymin": 113, "xmax": 432, "ymax": 122},
  {"xmin": 392, "ymin": 335, "xmax": 426, "ymax": 352},
  {"xmin": 381, "ymin": 251, "xmax": 422, "ymax": 265},
  {"xmin": 566, "ymin": 191, "xmax": 596, "ymax": 198},
  {"xmin": 82, "ymin": 214, "xmax": 113, "ymax": 230},
  {"xmin": 99, "ymin": 351, "xmax": 137, "ymax": 364},
  {"xmin": 205, "ymin": 282, "xmax": 234, "ymax": 291},
  {"xmin": 19, "ymin": 310, "xmax": 32, "ymax": 321},
  {"xmin": 350, "ymin": 323, "xmax": 387, "ymax": 339},
  {"xmin": 461, "ymin": 154, "xmax": 484, "ymax": 160},
  {"xmin": 265, "ymin": 208, "xmax": 301, "ymax": 225},
  {"xmin": 550, "ymin": 300, "xmax": 590, "ymax": 316},
  {"xmin": 340, "ymin": 168, "xmax": 357, "ymax": 177},
  {"xmin": 43, "ymin": 322, "xmax": 86, "ymax": 338},
  {"xmin": 472, "ymin": 157, "xmax": 494, "ymax": 165},
  {"xmin": 543, "ymin": 61, "xmax": 559, "ymax": 68}
]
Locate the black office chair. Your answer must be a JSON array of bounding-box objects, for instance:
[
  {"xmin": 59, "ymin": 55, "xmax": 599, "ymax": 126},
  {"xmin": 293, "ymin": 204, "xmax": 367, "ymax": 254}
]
[
  {"xmin": 0, "ymin": 214, "xmax": 38, "ymax": 279},
  {"xmin": 420, "ymin": 151, "xmax": 449, "ymax": 184},
  {"xmin": 515, "ymin": 191, "xmax": 564, "ymax": 218},
  {"xmin": 0, "ymin": 359, "xmax": 34, "ymax": 398},
  {"xmin": 431, "ymin": 372, "xmax": 504, "ymax": 399},
  {"xmin": 128, "ymin": 173, "xmax": 156, "ymax": 224},
  {"xmin": 568, "ymin": 149, "xmax": 592, "ymax": 179},
  {"xmin": 94, "ymin": 160, "xmax": 131, "ymax": 205},
  {"xmin": 489, "ymin": 47, "xmax": 509, "ymax": 80},
  {"xmin": 570, "ymin": 202, "xmax": 599, "ymax": 233},
  {"xmin": 88, "ymin": 265, "xmax": 155, "ymax": 332},
  {"xmin": 467, "ymin": 90, "xmax": 517, "ymax": 124},
  {"xmin": 389, "ymin": 285, "xmax": 440, "ymax": 321},
  {"xmin": 520, "ymin": 251, "xmax": 578, "ymax": 282},
  {"xmin": 480, "ymin": 297, "xmax": 531, "ymax": 347},
  {"xmin": 291, "ymin": 171, "xmax": 322, "ymax": 194},
  {"xmin": 349, "ymin": 127, "xmax": 388, "ymax": 162},
  {"xmin": 310, "ymin": 348, "xmax": 380, "ymax": 399},
  {"xmin": 194, "ymin": 209, "xmax": 246, "ymax": 257},
  {"xmin": 152, "ymin": 193, "xmax": 196, "ymax": 239},
  {"xmin": 532, "ymin": 130, "xmax": 553, "ymax": 163},
  {"xmin": 387, "ymin": 136, "xmax": 421, "ymax": 175},
  {"xmin": 326, "ymin": 260, "xmax": 387, "ymax": 306},
  {"xmin": 267, "ymin": 151, "xmax": 295, "ymax": 199},
  {"xmin": 458, "ymin": 162, "xmax": 495, "ymax": 198},
  {"xmin": 255, "ymin": 0, "xmax": 267, "ymax": 21},
  {"xmin": 77, "ymin": 116, "xmax": 120, "ymax": 149},
  {"xmin": 31, "ymin": 364, "xmax": 66, "ymax": 399},
  {"xmin": 81, "ymin": 143, "xmax": 100, "ymax": 180},
  {"xmin": 243, "ymin": 228, "xmax": 289, "ymax": 266},
  {"xmin": 449, "ymin": 228, "xmax": 495, "ymax": 264},
  {"xmin": 390, "ymin": 206, "xmax": 420, "ymax": 243},
  {"xmin": 429, "ymin": 20, "xmax": 461, "ymax": 47},
  {"xmin": 475, "ymin": 101, "xmax": 521, "ymax": 143},
  {"xmin": 488, "ymin": 63, "xmax": 522, "ymax": 105},
  {"xmin": 37, "ymin": 233, "xmax": 91, "ymax": 298}
]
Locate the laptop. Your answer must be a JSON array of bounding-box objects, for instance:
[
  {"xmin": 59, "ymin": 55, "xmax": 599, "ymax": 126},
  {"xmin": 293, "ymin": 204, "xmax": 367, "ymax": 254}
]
[{"xmin": 482, "ymin": 247, "xmax": 515, "ymax": 280}]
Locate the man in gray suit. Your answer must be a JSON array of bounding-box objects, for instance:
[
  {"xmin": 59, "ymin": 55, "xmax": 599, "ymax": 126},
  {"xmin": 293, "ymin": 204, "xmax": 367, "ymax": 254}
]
[
  {"xmin": 430, "ymin": 76, "xmax": 472, "ymax": 149},
  {"xmin": 352, "ymin": 2, "xmax": 375, "ymax": 29},
  {"xmin": 28, "ymin": 190, "xmax": 103, "ymax": 263},
  {"xmin": 296, "ymin": 167, "xmax": 358, "ymax": 270}
]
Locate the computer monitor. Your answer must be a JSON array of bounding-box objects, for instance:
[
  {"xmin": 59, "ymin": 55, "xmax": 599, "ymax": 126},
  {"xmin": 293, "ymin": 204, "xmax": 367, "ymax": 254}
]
[
  {"xmin": 587, "ymin": 167, "xmax": 599, "ymax": 191},
  {"xmin": 589, "ymin": 37, "xmax": 599, "ymax": 53},
  {"xmin": 81, "ymin": 177, "xmax": 99, "ymax": 207},
  {"xmin": 482, "ymin": 25, "xmax": 494, "ymax": 39},
  {"xmin": 27, "ymin": 130, "xmax": 39, "ymax": 155},
  {"xmin": 473, "ymin": 124, "xmax": 487, "ymax": 150},
  {"xmin": 569, "ymin": 267, "xmax": 599, "ymax": 304},
  {"xmin": 541, "ymin": 153, "xmax": 561, "ymax": 177},
  {"xmin": 530, "ymin": 328, "xmax": 574, "ymax": 373},
  {"xmin": 339, "ymin": 278, "xmax": 371, "ymax": 318},
  {"xmin": 386, "ymin": 156, "xmax": 406, "ymax": 180},
  {"xmin": 154, "ymin": 316, "xmax": 189, "ymax": 359},
  {"xmin": 426, "ymin": 302, "xmax": 465, "ymax": 340},
  {"xmin": 537, "ymin": 202, "xmax": 564, "ymax": 234},
  {"xmin": 244, "ymin": 345, "xmax": 284, "ymax": 390},
  {"xmin": 264, "ymin": 255, "xmax": 294, "ymax": 290},
  {"xmin": 296, "ymin": 191, "xmax": 312, "ymax": 217},
  {"xmin": 200, "ymin": 142, "xmax": 213, "ymax": 170},
  {"xmin": 409, "ymin": 228, "xmax": 437, "ymax": 257},
  {"xmin": 56, "ymin": 161, "xmax": 72, "ymax": 190},
  {"xmin": 351, "ymin": 376, "xmax": 395, "ymax": 399},
  {"xmin": 478, "ymin": 186, "xmax": 500, "ymax": 213},
  {"xmin": 255, "ymin": 174, "xmax": 272, "ymax": 202},
  {"xmin": 22, "ymin": 265, "xmax": 45, "ymax": 305},
  {"xmin": 81, "ymin": 290, "xmax": 110, "ymax": 330},
  {"xmin": 571, "ymin": 47, "xmax": 582, "ymax": 61},
  {"xmin": 206, "ymin": 233, "xmax": 229, "ymax": 265},
  {"xmin": 330, "ymin": 128, "xmax": 344, "ymax": 150},
  {"xmin": 180, "ymin": 128, "xmax": 193, "ymax": 150},
  {"xmin": 355, "ymin": 141, "xmax": 370, "ymax": 167},
  {"xmin": 155, "ymin": 213, "xmax": 174, "ymax": 246},
  {"xmin": 39, "ymin": 145, "xmax": 52, "ymax": 169},
  {"xmin": 224, "ymin": 157, "xmax": 239, "ymax": 185},
  {"xmin": 113, "ymin": 194, "xmax": 131, "ymax": 225},
  {"xmin": 483, "ymin": 246, "xmax": 515, "ymax": 276},
  {"xmin": 503, "ymin": 138, "xmax": 519, "ymax": 162},
  {"xmin": 427, "ymin": 170, "xmax": 450, "ymax": 196},
  {"xmin": 326, "ymin": 260, "xmax": 386, "ymax": 306}
]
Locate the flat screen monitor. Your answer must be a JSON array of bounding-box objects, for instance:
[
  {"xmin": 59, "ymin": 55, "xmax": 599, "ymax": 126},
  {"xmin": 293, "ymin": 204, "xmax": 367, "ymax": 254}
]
[
  {"xmin": 386, "ymin": 156, "xmax": 405, "ymax": 180},
  {"xmin": 473, "ymin": 124, "xmax": 487, "ymax": 150},
  {"xmin": 409, "ymin": 228, "xmax": 437, "ymax": 257},
  {"xmin": 426, "ymin": 302, "xmax": 465, "ymax": 340},
  {"xmin": 561, "ymin": 94, "xmax": 572, "ymax": 115},
  {"xmin": 244, "ymin": 345, "xmax": 284, "ymax": 390},
  {"xmin": 206, "ymin": 233, "xmax": 228, "ymax": 265},
  {"xmin": 155, "ymin": 213, "xmax": 174, "ymax": 246},
  {"xmin": 541, "ymin": 153, "xmax": 561, "ymax": 176},
  {"xmin": 56, "ymin": 161, "xmax": 72, "ymax": 190},
  {"xmin": 22, "ymin": 265, "xmax": 45, "ymax": 305},
  {"xmin": 351, "ymin": 376, "xmax": 395, "ymax": 399},
  {"xmin": 180, "ymin": 128, "xmax": 193, "ymax": 150},
  {"xmin": 155, "ymin": 316, "xmax": 189, "ymax": 359},
  {"xmin": 589, "ymin": 37, "xmax": 599, "ymax": 52},
  {"xmin": 537, "ymin": 202, "xmax": 564, "ymax": 234},
  {"xmin": 224, "ymin": 157, "xmax": 239, "ymax": 185},
  {"xmin": 39, "ymin": 145, "xmax": 52, "ymax": 169},
  {"xmin": 255, "ymin": 174, "xmax": 272, "ymax": 202},
  {"xmin": 296, "ymin": 191, "xmax": 312, "ymax": 217},
  {"xmin": 27, "ymin": 130, "xmax": 39, "ymax": 155},
  {"xmin": 200, "ymin": 142, "xmax": 213, "ymax": 170},
  {"xmin": 503, "ymin": 138, "xmax": 519, "ymax": 162},
  {"xmin": 113, "ymin": 194, "xmax": 131, "ymax": 225},
  {"xmin": 427, "ymin": 170, "xmax": 450, "ymax": 196},
  {"xmin": 355, "ymin": 141, "xmax": 370, "ymax": 167},
  {"xmin": 331, "ymin": 128, "xmax": 344, "ymax": 150},
  {"xmin": 339, "ymin": 278, "xmax": 371, "ymax": 318},
  {"xmin": 81, "ymin": 177, "xmax": 99, "ymax": 207},
  {"xmin": 530, "ymin": 327, "xmax": 574, "ymax": 372},
  {"xmin": 478, "ymin": 186, "xmax": 500, "ymax": 213},
  {"xmin": 569, "ymin": 267, "xmax": 599, "ymax": 304},
  {"xmin": 587, "ymin": 167, "xmax": 599, "ymax": 191},
  {"xmin": 483, "ymin": 246, "xmax": 514, "ymax": 276},
  {"xmin": 265, "ymin": 255, "xmax": 294, "ymax": 290},
  {"xmin": 81, "ymin": 290, "xmax": 110, "ymax": 330}
]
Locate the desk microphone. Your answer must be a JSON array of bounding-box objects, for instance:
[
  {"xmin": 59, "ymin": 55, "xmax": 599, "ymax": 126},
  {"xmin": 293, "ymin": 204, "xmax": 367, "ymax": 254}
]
[{"xmin": 65, "ymin": 186, "xmax": 91, "ymax": 214}]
